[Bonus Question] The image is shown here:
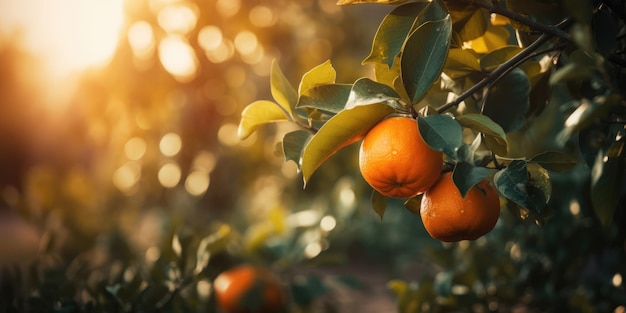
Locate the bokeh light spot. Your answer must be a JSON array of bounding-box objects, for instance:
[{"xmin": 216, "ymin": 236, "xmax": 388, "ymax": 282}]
[
  {"xmin": 304, "ymin": 241, "xmax": 322, "ymax": 259},
  {"xmin": 198, "ymin": 25, "xmax": 223, "ymax": 51},
  {"xmin": 157, "ymin": 4, "xmax": 198, "ymax": 35},
  {"xmin": 249, "ymin": 6, "xmax": 276, "ymax": 28},
  {"xmin": 158, "ymin": 35, "xmax": 198, "ymax": 82},
  {"xmin": 113, "ymin": 162, "xmax": 141, "ymax": 194},
  {"xmin": 320, "ymin": 215, "xmax": 336, "ymax": 232},
  {"xmin": 159, "ymin": 132, "xmax": 182, "ymax": 157},
  {"xmin": 125, "ymin": 137, "xmax": 147, "ymax": 161},
  {"xmin": 612, "ymin": 273, "xmax": 623, "ymax": 287},
  {"xmin": 234, "ymin": 31, "xmax": 258, "ymax": 56},
  {"xmin": 192, "ymin": 151, "xmax": 217, "ymax": 172},
  {"xmin": 217, "ymin": 123, "xmax": 240, "ymax": 147},
  {"xmin": 128, "ymin": 21, "xmax": 155, "ymax": 61},
  {"xmin": 158, "ymin": 162, "xmax": 181, "ymax": 188},
  {"xmin": 216, "ymin": 0, "xmax": 240, "ymax": 17},
  {"xmin": 185, "ymin": 170, "xmax": 210, "ymax": 196}
]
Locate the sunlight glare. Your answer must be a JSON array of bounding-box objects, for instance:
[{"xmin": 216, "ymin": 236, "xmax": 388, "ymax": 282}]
[{"xmin": 0, "ymin": 0, "xmax": 124, "ymax": 77}]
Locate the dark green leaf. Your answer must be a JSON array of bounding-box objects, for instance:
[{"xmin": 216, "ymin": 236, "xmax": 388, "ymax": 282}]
[
  {"xmin": 345, "ymin": 78, "xmax": 402, "ymax": 109},
  {"xmin": 401, "ymin": 16, "xmax": 452, "ymax": 104},
  {"xmin": 529, "ymin": 151, "xmax": 579, "ymax": 172},
  {"xmin": 591, "ymin": 140, "xmax": 626, "ymax": 228},
  {"xmin": 301, "ymin": 103, "xmax": 396, "ymax": 185},
  {"xmin": 363, "ymin": 2, "xmax": 432, "ymax": 67},
  {"xmin": 417, "ymin": 114, "xmax": 463, "ymax": 158},
  {"xmin": 372, "ymin": 189, "xmax": 387, "ymax": 221},
  {"xmin": 494, "ymin": 160, "xmax": 543, "ymax": 216},
  {"xmin": 483, "ymin": 68, "xmax": 530, "ymax": 133},
  {"xmin": 297, "ymin": 84, "xmax": 352, "ymax": 114},
  {"xmin": 452, "ymin": 162, "xmax": 496, "ymax": 197},
  {"xmin": 282, "ymin": 130, "xmax": 312, "ymax": 168}
]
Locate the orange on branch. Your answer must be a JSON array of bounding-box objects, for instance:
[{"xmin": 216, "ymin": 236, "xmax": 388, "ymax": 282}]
[
  {"xmin": 420, "ymin": 172, "xmax": 501, "ymax": 242},
  {"xmin": 213, "ymin": 265, "xmax": 285, "ymax": 313},
  {"xmin": 359, "ymin": 115, "xmax": 443, "ymax": 198}
]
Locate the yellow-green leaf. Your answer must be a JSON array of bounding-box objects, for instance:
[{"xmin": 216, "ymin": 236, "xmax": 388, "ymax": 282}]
[
  {"xmin": 480, "ymin": 45, "xmax": 523, "ymax": 72},
  {"xmin": 298, "ymin": 60, "xmax": 336, "ymax": 95},
  {"xmin": 271, "ymin": 59, "xmax": 298, "ymax": 116},
  {"xmin": 301, "ymin": 103, "xmax": 395, "ymax": 185},
  {"xmin": 238, "ymin": 100, "xmax": 290, "ymax": 140},
  {"xmin": 337, "ymin": 0, "xmax": 409, "ymax": 5},
  {"xmin": 444, "ymin": 48, "xmax": 481, "ymax": 79}
]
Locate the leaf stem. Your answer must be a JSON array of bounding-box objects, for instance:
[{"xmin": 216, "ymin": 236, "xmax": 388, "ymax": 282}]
[{"xmin": 484, "ymin": 0, "xmax": 572, "ymax": 41}]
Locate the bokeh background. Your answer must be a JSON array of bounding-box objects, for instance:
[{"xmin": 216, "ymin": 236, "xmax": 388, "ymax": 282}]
[{"xmin": 0, "ymin": 0, "xmax": 625, "ymax": 312}]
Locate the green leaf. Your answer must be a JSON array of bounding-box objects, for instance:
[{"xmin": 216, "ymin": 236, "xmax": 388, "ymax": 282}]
[
  {"xmin": 345, "ymin": 78, "xmax": 402, "ymax": 109},
  {"xmin": 363, "ymin": 2, "xmax": 432, "ymax": 68},
  {"xmin": 494, "ymin": 160, "xmax": 544, "ymax": 215},
  {"xmin": 443, "ymin": 48, "xmax": 481, "ymax": 79},
  {"xmin": 527, "ymin": 163, "xmax": 552, "ymax": 204},
  {"xmin": 417, "ymin": 114, "xmax": 463, "ymax": 158},
  {"xmin": 483, "ymin": 68, "xmax": 530, "ymax": 133},
  {"xmin": 301, "ymin": 103, "xmax": 396, "ymax": 185},
  {"xmin": 297, "ymin": 84, "xmax": 352, "ymax": 114},
  {"xmin": 298, "ymin": 60, "xmax": 336, "ymax": 95},
  {"xmin": 238, "ymin": 100, "xmax": 290, "ymax": 140},
  {"xmin": 403, "ymin": 194, "xmax": 423, "ymax": 216},
  {"xmin": 591, "ymin": 140, "xmax": 626, "ymax": 228},
  {"xmin": 529, "ymin": 151, "xmax": 579, "ymax": 172},
  {"xmin": 282, "ymin": 130, "xmax": 312, "ymax": 168},
  {"xmin": 401, "ymin": 16, "xmax": 452, "ymax": 104},
  {"xmin": 371, "ymin": 190, "xmax": 387, "ymax": 221},
  {"xmin": 452, "ymin": 162, "xmax": 496, "ymax": 197},
  {"xmin": 271, "ymin": 59, "xmax": 298, "ymax": 116},
  {"xmin": 479, "ymin": 46, "xmax": 523, "ymax": 72},
  {"xmin": 449, "ymin": 6, "xmax": 489, "ymax": 42},
  {"xmin": 457, "ymin": 113, "xmax": 508, "ymax": 156}
]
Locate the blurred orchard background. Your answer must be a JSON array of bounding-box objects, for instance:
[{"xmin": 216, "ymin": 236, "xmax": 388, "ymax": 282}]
[{"xmin": 0, "ymin": 0, "xmax": 624, "ymax": 312}]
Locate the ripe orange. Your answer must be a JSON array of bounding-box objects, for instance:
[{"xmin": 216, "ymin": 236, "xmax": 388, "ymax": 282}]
[
  {"xmin": 359, "ymin": 115, "xmax": 443, "ymax": 198},
  {"xmin": 420, "ymin": 172, "xmax": 501, "ymax": 242},
  {"xmin": 213, "ymin": 265, "xmax": 284, "ymax": 313}
]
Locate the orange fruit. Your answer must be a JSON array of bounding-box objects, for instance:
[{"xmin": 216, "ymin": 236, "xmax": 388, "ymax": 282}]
[
  {"xmin": 420, "ymin": 172, "xmax": 501, "ymax": 242},
  {"xmin": 359, "ymin": 115, "xmax": 443, "ymax": 198},
  {"xmin": 213, "ymin": 265, "xmax": 284, "ymax": 313}
]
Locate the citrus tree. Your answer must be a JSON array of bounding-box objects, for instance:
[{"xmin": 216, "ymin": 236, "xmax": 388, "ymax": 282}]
[{"xmin": 238, "ymin": 0, "xmax": 626, "ymax": 310}]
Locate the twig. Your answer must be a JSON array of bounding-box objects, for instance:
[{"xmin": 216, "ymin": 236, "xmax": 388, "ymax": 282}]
[{"xmin": 437, "ymin": 32, "xmax": 553, "ymax": 113}]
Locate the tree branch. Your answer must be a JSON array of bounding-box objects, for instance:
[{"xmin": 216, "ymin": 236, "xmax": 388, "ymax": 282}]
[
  {"xmin": 436, "ymin": 32, "xmax": 553, "ymax": 113},
  {"xmin": 468, "ymin": 0, "xmax": 572, "ymax": 41}
]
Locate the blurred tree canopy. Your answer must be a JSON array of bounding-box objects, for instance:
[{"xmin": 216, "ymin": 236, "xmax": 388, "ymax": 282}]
[{"xmin": 0, "ymin": 0, "xmax": 625, "ymax": 312}]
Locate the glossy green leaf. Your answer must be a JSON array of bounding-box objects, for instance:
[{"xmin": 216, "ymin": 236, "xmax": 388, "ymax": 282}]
[
  {"xmin": 401, "ymin": 16, "xmax": 452, "ymax": 104},
  {"xmin": 417, "ymin": 114, "xmax": 463, "ymax": 158},
  {"xmin": 480, "ymin": 46, "xmax": 523, "ymax": 72},
  {"xmin": 371, "ymin": 189, "xmax": 387, "ymax": 221},
  {"xmin": 271, "ymin": 59, "xmax": 298, "ymax": 116},
  {"xmin": 443, "ymin": 48, "xmax": 481, "ymax": 79},
  {"xmin": 483, "ymin": 68, "xmax": 530, "ymax": 133},
  {"xmin": 282, "ymin": 130, "xmax": 312, "ymax": 168},
  {"xmin": 298, "ymin": 60, "xmax": 336, "ymax": 95},
  {"xmin": 494, "ymin": 160, "xmax": 543, "ymax": 215},
  {"xmin": 457, "ymin": 113, "xmax": 508, "ymax": 156},
  {"xmin": 363, "ymin": 2, "xmax": 431, "ymax": 68},
  {"xmin": 452, "ymin": 161, "xmax": 496, "ymax": 197},
  {"xmin": 238, "ymin": 100, "xmax": 290, "ymax": 140},
  {"xmin": 297, "ymin": 84, "xmax": 352, "ymax": 114},
  {"xmin": 345, "ymin": 78, "xmax": 402, "ymax": 110},
  {"xmin": 591, "ymin": 140, "xmax": 626, "ymax": 228},
  {"xmin": 529, "ymin": 151, "xmax": 579, "ymax": 172},
  {"xmin": 301, "ymin": 103, "xmax": 396, "ymax": 185}
]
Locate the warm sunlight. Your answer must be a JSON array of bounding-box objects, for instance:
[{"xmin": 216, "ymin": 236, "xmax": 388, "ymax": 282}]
[{"xmin": 0, "ymin": 0, "xmax": 124, "ymax": 78}]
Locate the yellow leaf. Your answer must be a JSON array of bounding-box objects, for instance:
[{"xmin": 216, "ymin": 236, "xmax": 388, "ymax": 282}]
[
  {"xmin": 337, "ymin": 0, "xmax": 407, "ymax": 4},
  {"xmin": 238, "ymin": 100, "xmax": 289, "ymax": 140}
]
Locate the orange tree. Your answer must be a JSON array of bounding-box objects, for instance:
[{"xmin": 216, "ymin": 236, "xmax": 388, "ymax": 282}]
[{"xmin": 239, "ymin": 0, "xmax": 626, "ymax": 311}]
